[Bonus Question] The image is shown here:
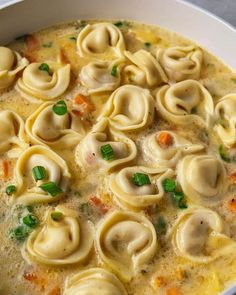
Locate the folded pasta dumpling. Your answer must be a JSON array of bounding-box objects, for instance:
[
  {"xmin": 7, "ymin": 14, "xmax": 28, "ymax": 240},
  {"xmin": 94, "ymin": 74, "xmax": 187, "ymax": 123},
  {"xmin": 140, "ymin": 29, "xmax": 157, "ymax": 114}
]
[
  {"xmin": 96, "ymin": 210, "xmax": 157, "ymax": 282},
  {"xmin": 12, "ymin": 145, "xmax": 71, "ymax": 204},
  {"xmin": 98, "ymin": 85, "xmax": 155, "ymax": 131},
  {"xmin": 177, "ymin": 154, "xmax": 226, "ymax": 206},
  {"xmin": 77, "ymin": 23, "xmax": 126, "ymax": 58},
  {"xmin": 75, "ymin": 118, "xmax": 137, "ymax": 172},
  {"xmin": 143, "ymin": 130, "xmax": 205, "ymax": 167},
  {"xmin": 79, "ymin": 60, "xmax": 121, "ymax": 94},
  {"xmin": 109, "ymin": 166, "xmax": 174, "ymax": 210},
  {"xmin": 16, "ymin": 62, "xmax": 70, "ymax": 102},
  {"xmin": 123, "ymin": 50, "xmax": 167, "ymax": 87},
  {"xmin": 0, "ymin": 110, "xmax": 28, "ymax": 157},
  {"xmin": 171, "ymin": 207, "xmax": 236, "ymax": 263},
  {"xmin": 25, "ymin": 205, "xmax": 93, "ymax": 265},
  {"xmin": 26, "ymin": 101, "xmax": 85, "ymax": 149},
  {"xmin": 156, "ymin": 45, "xmax": 203, "ymax": 82},
  {"xmin": 156, "ymin": 80, "xmax": 214, "ymax": 126},
  {"xmin": 0, "ymin": 46, "xmax": 28, "ymax": 90},
  {"xmin": 214, "ymin": 94, "xmax": 236, "ymax": 147},
  {"xmin": 63, "ymin": 268, "xmax": 127, "ymax": 295}
]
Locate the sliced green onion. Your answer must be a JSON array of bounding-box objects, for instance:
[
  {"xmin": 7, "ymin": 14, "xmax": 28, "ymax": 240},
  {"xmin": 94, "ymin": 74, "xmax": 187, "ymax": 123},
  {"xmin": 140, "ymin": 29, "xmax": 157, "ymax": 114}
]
[
  {"xmin": 6, "ymin": 185, "xmax": 16, "ymax": 195},
  {"xmin": 114, "ymin": 21, "xmax": 123, "ymax": 27},
  {"xmin": 23, "ymin": 214, "xmax": 39, "ymax": 228},
  {"xmin": 163, "ymin": 179, "xmax": 176, "ymax": 193},
  {"xmin": 38, "ymin": 63, "xmax": 51, "ymax": 75},
  {"xmin": 51, "ymin": 211, "xmax": 63, "ymax": 221},
  {"xmin": 100, "ymin": 144, "xmax": 115, "ymax": 161},
  {"xmin": 111, "ymin": 66, "xmax": 118, "ymax": 77},
  {"xmin": 78, "ymin": 20, "xmax": 87, "ymax": 28},
  {"xmin": 39, "ymin": 182, "xmax": 63, "ymax": 196},
  {"xmin": 132, "ymin": 173, "xmax": 151, "ymax": 186},
  {"xmin": 144, "ymin": 42, "xmax": 151, "ymax": 49},
  {"xmin": 32, "ymin": 166, "xmax": 47, "ymax": 181},
  {"xmin": 10, "ymin": 225, "xmax": 30, "ymax": 241},
  {"xmin": 171, "ymin": 191, "xmax": 188, "ymax": 209},
  {"xmin": 74, "ymin": 191, "xmax": 82, "ymax": 197},
  {"xmin": 52, "ymin": 100, "xmax": 68, "ymax": 116},
  {"xmin": 69, "ymin": 36, "xmax": 77, "ymax": 41},
  {"xmin": 219, "ymin": 145, "xmax": 231, "ymax": 163},
  {"xmin": 154, "ymin": 216, "xmax": 167, "ymax": 235},
  {"xmin": 42, "ymin": 42, "xmax": 53, "ymax": 48},
  {"xmin": 15, "ymin": 34, "xmax": 27, "ymax": 42},
  {"xmin": 79, "ymin": 203, "xmax": 92, "ymax": 215}
]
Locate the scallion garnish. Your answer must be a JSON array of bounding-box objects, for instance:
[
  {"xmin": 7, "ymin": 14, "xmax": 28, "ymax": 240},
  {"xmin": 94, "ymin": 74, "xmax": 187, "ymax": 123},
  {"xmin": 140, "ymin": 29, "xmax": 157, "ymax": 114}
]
[
  {"xmin": 144, "ymin": 42, "xmax": 151, "ymax": 49},
  {"xmin": 39, "ymin": 182, "xmax": 63, "ymax": 196},
  {"xmin": 38, "ymin": 63, "xmax": 52, "ymax": 75},
  {"xmin": 69, "ymin": 36, "xmax": 77, "ymax": 41},
  {"xmin": 114, "ymin": 21, "xmax": 123, "ymax": 27},
  {"xmin": 52, "ymin": 100, "xmax": 68, "ymax": 116},
  {"xmin": 32, "ymin": 166, "xmax": 47, "ymax": 181},
  {"xmin": 100, "ymin": 144, "xmax": 115, "ymax": 161},
  {"xmin": 42, "ymin": 42, "xmax": 53, "ymax": 48},
  {"xmin": 171, "ymin": 191, "xmax": 187, "ymax": 209},
  {"xmin": 111, "ymin": 66, "xmax": 118, "ymax": 77},
  {"xmin": 132, "ymin": 173, "xmax": 151, "ymax": 186},
  {"xmin": 162, "ymin": 178, "xmax": 176, "ymax": 193},
  {"xmin": 6, "ymin": 185, "xmax": 16, "ymax": 195},
  {"xmin": 22, "ymin": 214, "xmax": 38, "ymax": 228},
  {"xmin": 51, "ymin": 211, "xmax": 63, "ymax": 221},
  {"xmin": 9, "ymin": 225, "xmax": 30, "ymax": 241},
  {"xmin": 154, "ymin": 216, "xmax": 167, "ymax": 235},
  {"xmin": 219, "ymin": 145, "xmax": 231, "ymax": 163}
]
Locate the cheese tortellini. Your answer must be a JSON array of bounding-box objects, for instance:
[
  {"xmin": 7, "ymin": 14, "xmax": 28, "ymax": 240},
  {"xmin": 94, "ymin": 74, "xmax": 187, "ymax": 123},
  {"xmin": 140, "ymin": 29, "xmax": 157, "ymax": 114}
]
[
  {"xmin": 109, "ymin": 166, "xmax": 174, "ymax": 210},
  {"xmin": 171, "ymin": 207, "xmax": 236, "ymax": 263},
  {"xmin": 96, "ymin": 210, "xmax": 157, "ymax": 282},
  {"xmin": 26, "ymin": 101, "xmax": 85, "ymax": 149},
  {"xmin": 79, "ymin": 60, "xmax": 121, "ymax": 94},
  {"xmin": 123, "ymin": 50, "xmax": 167, "ymax": 87},
  {"xmin": 143, "ymin": 130, "xmax": 205, "ymax": 167},
  {"xmin": 177, "ymin": 154, "xmax": 226, "ymax": 206},
  {"xmin": 156, "ymin": 45, "xmax": 203, "ymax": 82},
  {"xmin": 13, "ymin": 145, "xmax": 71, "ymax": 204},
  {"xmin": 98, "ymin": 85, "xmax": 155, "ymax": 131},
  {"xmin": 0, "ymin": 46, "xmax": 28, "ymax": 90},
  {"xmin": 214, "ymin": 94, "xmax": 236, "ymax": 147},
  {"xmin": 16, "ymin": 62, "xmax": 70, "ymax": 102},
  {"xmin": 25, "ymin": 206, "xmax": 93, "ymax": 265},
  {"xmin": 63, "ymin": 268, "xmax": 127, "ymax": 295},
  {"xmin": 76, "ymin": 118, "xmax": 137, "ymax": 172},
  {"xmin": 0, "ymin": 110, "xmax": 28, "ymax": 157},
  {"xmin": 77, "ymin": 23, "xmax": 126, "ymax": 58},
  {"xmin": 156, "ymin": 80, "xmax": 214, "ymax": 126}
]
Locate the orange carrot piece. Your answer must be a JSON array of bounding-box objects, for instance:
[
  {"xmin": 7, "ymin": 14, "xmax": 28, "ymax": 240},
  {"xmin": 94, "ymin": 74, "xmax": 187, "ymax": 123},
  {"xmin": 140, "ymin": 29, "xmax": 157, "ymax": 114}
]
[
  {"xmin": 227, "ymin": 198, "xmax": 236, "ymax": 212},
  {"xmin": 88, "ymin": 196, "xmax": 109, "ymax": 214},
  {"xmin": 229, "ymin": 173, "xmax": 236, "ymax": 183},
  {"xmin": 155, "ymin": 276, "xmax": 166, "ymax": 287},
  {"xmin": 48, "ymin": 287, "xmax": 61, "ymax": 295},
  {"xmin": 167, "ymin": 286, "xmax": 182, "ymax": 295},
  {"xmin": 2, "ymin": 160, "xmax": 8, "ymax": 178},
  {"xmin": 176, "ymin": 269, "xmax": 187, "ymax": 281},
  {"xmin": 157, "ymin": 132, "xmax": 173, "ymax": 147},
  {"xmin": 25, "ymin": 34, "xmax": 40, "ymax": 52},
  {"xmin": 73, "ymin": 94, "xmax": 95, "ymax": 115},
  {"xmin": 23, "ymin": 272, "xmax": 37, "ymax": 282}
]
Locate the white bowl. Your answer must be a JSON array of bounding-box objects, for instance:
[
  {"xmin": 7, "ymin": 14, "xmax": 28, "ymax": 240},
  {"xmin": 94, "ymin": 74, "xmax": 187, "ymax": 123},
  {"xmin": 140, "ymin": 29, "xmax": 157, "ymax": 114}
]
[{"xmin": 0, "ymin": 0, "xmax": 236, "ymax": 294}]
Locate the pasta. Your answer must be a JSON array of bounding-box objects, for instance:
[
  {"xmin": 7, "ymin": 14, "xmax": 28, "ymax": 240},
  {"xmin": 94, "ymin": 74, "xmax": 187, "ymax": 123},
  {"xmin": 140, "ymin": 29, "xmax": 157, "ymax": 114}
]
[
  {"xmin": 63, "ymin": 268, "xmax": 127, "ymax": 295},
  {"xmin": 177, "ymin": 154, "xmax": 226, "ymax": 206},
  {"xmin": 95, "ymin": 210, "xmax": 157, "ymax": 281},
  {"xmin": 25, "ymin": 205, "xmax": 94, "ymax": 265},
  {"xmin": 156, "ymin": 45, "xmax": 203, "ymax": 82},
  {"xmin": 156, "ymin": 79, "xmax": 214, "ymax": 126},
  {"xmin": 98, "ymin": 85, "xmax": 155, "ymax": 131},
  {"xmin": 109, "ymin": 166, "xmax": 174, "ymax": 210},
  {"xmin": 171, "ymin": 207, "xmax": 236, "ymax": 263},
  {"xmin": 12, "ymin": 145, "xmax": 71, "ymax": 204},
  {"xmin": 0, "ymin": 46, "xmax": 28, "ymax": 90},
  {"xmin": 25, "ymin": 101, "xmax": 85, "ymax": 149},
  {"xmin": 75, "ymin": 118, "xmax": 137, "ymax": 172},
  {"xmin": 16, "ymin": 62, "xmax": 70, "ymax": 102}
]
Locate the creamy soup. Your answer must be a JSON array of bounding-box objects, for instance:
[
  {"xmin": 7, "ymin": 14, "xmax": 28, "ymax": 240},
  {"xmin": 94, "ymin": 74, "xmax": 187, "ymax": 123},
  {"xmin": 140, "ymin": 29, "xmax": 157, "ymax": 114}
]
[{"xmin": 0, "ymin": 19, "xmax": 236, "ymax": 295}]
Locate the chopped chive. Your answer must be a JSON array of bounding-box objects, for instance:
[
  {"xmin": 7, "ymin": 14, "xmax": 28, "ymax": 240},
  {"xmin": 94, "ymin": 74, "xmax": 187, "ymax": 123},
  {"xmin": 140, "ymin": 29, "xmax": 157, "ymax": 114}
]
[
  {"xmin": 219, "ymin": 145, "xmax": 231, "ymax": 163},
  {"xmin": 144, "ymin": 42, "xmax": 151, "ymax": 49},
  {"xmin": 171, "ymin": 191, "xmax": 188, "ymax": 209},
  {"xmin": 79, "ymin": 20, "xmax": 87, "ymax": 28},
  {"xmin": 154, "ymin": 216, "xmax": 167, "ymax": 235},
  {"xmin": 38, "ymin": 63, "xmax": 51, "ymax": 75},
  {"xmin": 132, "ymin": 173, "xmax": 151, "ymax": 186},
  {"xmin": 39, "ymin": 182, "xmax": 63, "ymax": 196},
  {"xmin": 74, "ymin": 191, "xmax": 82, "ymax": 197},
  {"xmin": 42, "ymin": 42, "xmax": 53, "ymax": 48},
  {"xmin": 51, "ymin": 211, "xmax": 63, "ymax": 221},
  {"xmin": 52, "ymin": 100, "xmax": 68, "ymax": 116},
  {"xmin": 111, "ymin": 66, "xmax": 118, "ymax": 77},
  {"xmin": 100, "ymin": 144, "xmax": 115, "ymax": 161},
  {"xmin": 163, "ymin": 179, "xmax": 176, "ymax": 193},
  {"xmin": 6, "ymin": 185, "xmax": 16, "ymax": 195},
  {"xmin": 22, "ymin": 214, "xmax": 38, "ymax": 228},
  {"xmin": 79, "ymin": 203, "xmax": 92, "ymax": 214},
  {"xmin": 114, "ymin": 21, "xmax": 123, "ymax": 27},
  {"xmin": 32, "ymin": 166, "xmax": 47, "ymax": 181},
  {"xmin": 69, "ymin": 36, "xmax": 77, "ymax": 41},
  {"xmin": 15, "ymin": 34, "xmax": 28, "ymax": 42},
  {"xmin": 9, "ymin": 225, "xmax": 30, "ymax": 241}
]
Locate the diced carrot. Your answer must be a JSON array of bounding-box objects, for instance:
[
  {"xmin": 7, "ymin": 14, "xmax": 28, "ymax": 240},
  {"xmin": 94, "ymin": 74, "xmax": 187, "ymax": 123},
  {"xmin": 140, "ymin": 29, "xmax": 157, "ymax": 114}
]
[
  {"xmin": 155, "ymin": 276, "xmax": 166, "ymax": 287},
  {"xmin": 2, "ymin": 160, "xmax": 8, "ymax": 178},
  {"xmin": 227, "ymin": 198, "xmax": 236, "ymax": 212},
  {"xmin": 73, "ymin": 94, "xmax": 95, "ymax": 115},
  {"xmin": 229, "ymin": 173, "xmax": 236, "ymax": 183},
  {"xmin": 176, "ymin": 269, "xmax": 187, "ymax": 281},
  {"xmin": 48, "ymin": 287, "xmax": 61, "ymax": 295},
  {"xmin": 157, "ymin": 132, "xmax": 173, "ymax": 147},
  {"xmin": 23, "ymin": 271, "xmax": 46, "ymax": 291},
  {"xmin": 88, "ymin": 196, "xmax": 109, "ymax": 214},
  {"xmin": 25, "ymin": 34, "xmax": 40, "ymax": 52},
  {"xmin": 166, "ymin": 286, "xmax": 182, "ymax": 295},
  {"xmin": 23, "ymin": 272, "xmax": 37, "ymax": 282}
]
